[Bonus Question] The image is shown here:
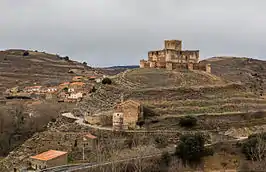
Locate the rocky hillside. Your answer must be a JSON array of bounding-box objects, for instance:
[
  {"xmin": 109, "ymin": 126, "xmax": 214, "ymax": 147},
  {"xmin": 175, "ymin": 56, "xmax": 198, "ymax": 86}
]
[
  {"xmin": 0, "ymin": 49, "xmax": 101, "ymax": 98},
  {"xmin": 79, "ymin": 64, "xmax": 266, "ymax": 130},
  {"xmin": 202, "ymin": 56, "xmax": 266, "ymax": 90},
  {"xmin": 0, "ymin": 49, "xmax": 100, "ymax": 157}
]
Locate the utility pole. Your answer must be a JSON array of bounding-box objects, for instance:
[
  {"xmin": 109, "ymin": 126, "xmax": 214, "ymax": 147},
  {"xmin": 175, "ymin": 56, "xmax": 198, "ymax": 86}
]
[
  {"xmin": 82, "ymin": 137, "xmax": 86, "ymax": 161},
  {"xmin": 82, "ymin": 143, "xmax": 85, "ymax": 161},
  {"xmin": 121, "ymin": 94, "xmax": 124, "ymax": 103}
]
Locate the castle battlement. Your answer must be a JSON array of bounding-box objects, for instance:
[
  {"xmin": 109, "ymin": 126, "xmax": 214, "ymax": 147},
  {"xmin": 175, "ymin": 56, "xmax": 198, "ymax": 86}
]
[{"xmin": 140, "ymin": 39, "xmax": 211, "ymax": 73}]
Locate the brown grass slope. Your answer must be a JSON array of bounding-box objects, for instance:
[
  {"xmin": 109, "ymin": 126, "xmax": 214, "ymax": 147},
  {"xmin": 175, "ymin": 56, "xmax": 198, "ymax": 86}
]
[
  {"xmin": 201, "ymin": 56, "xmax": 266, "ymax": 88},
  {"xmin": 0, "ymin": 49, "xmax": 99, "ymax": 98}
]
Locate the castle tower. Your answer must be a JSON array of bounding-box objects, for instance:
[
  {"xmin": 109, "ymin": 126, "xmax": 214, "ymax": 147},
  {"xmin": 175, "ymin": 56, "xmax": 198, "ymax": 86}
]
[
  {"xmin": 140, "ymin": 60, "xmax": 145, "ymax": 68},
  {"xmin": 205, "ymin": 64, "xmax": 211, "ymax": 73},
  {"xmin": 164, "ymin": 40, "xmax": 182, "ymax": 51}
]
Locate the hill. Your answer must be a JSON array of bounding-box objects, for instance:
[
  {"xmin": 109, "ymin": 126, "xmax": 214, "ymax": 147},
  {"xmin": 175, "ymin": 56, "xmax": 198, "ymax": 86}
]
[
  {"xmin": 0, "ymin": 49, "xmax": 101, "ymax": 156},
  {"xmin": 0, "ymin": 49, "xmax": 101, "ymax": 98},
  {"xmin": 202, "ymin": 56, "xmax": 266, "ymax": 90},
  {"xmin": 79, "ymin": 57, "xmax": 266, "ymax": 130},
  {"xmin": 1, "ymin": 56, "xmax": 266, "ymax": 171}
]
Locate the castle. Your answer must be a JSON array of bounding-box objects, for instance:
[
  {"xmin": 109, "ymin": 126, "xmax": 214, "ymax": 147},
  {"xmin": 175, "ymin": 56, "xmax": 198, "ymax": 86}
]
[{"xmin": 140, "ymin": 40, "xmax": 211, "ymax": 73}]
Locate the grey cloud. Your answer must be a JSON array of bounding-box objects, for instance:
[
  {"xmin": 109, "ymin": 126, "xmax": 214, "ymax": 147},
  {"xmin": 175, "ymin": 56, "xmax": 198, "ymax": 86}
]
[{"xmin": 1, "ymin": 0, "xmax": 266, "ymax": 67}]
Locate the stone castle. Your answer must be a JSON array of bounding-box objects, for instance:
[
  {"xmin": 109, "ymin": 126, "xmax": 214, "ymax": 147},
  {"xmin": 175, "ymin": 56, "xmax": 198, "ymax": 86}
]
[{"xmin": 140, "ymin": 40, "xmax": 211, "ymax": 73}]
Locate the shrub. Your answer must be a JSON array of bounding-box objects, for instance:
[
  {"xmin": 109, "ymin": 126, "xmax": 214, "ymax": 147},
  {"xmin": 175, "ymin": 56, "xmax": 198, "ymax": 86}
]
[
  {"xmin": 23, "ymin": 51, "xmax": 29, "ymax": 56},
  {"xmin": 102, "ymin": 78, "xmax": 112, "ymax": 85},
  {"xmin": 179, "ymin": 116, "xmax": 197, "ymax": 128},
  {"xmin": 64, "ymin": 56, "xmax": 70, "ymax": 61},
  {"xmin": 241, "ymin": 133, "xmax": 266, "ymax": 161},
  {"xmin": 159, "ymin": 151, "xmax": 172, "ymax": 171},
  {"xmin": 175, "ymin": 133, "xmax": 212, "ymax": 166},
  {"xmin": 154, "ymin": 136, "xmax": 168, "ymax": 148},
  {"xmin": 161, "ymin": 151, "xmax": 171, "ymax": 166},
  {"xmin": 67, "ymin": 154, "xmax": 74, "ymax": 163},
  {"xmin": 90, "ymin": 86, "xmax": 97, "ymax": 93},
  {"xmin": 136, "ymin": 120, "xmax": 145, "ymax": 127},
  {"xmin": 83, "ymin": 62, "xmax": 87, "ymax": 66}
]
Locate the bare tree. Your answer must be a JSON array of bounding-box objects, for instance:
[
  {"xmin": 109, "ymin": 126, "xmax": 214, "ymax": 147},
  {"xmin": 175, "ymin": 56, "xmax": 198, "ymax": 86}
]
[{"xmin": 247, "ymin": 134, "xmax": 266, "ymax": 162}]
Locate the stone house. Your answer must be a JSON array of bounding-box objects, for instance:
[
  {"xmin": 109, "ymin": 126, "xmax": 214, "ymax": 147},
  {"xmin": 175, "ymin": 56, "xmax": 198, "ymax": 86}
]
[
  {"xmin": 29, "ymin": 150, "xmax": 68, "ymax": 170},
  {"xmin": 24, "ymin": 86, "xmax": 42, "ymax": 93},
  {"xmin": 58, "ymin": 82, "xmax": 70, "ymax": 90},
  {"xmin": 46, "ymin": 87, "xmax": 58, "ymax": 93},
  {"xmin": 69, "ymin": 82, "xmax": 85, "ymax": 89},
  {"xmin": 114, "ymin": 100, "xmax": 143, "ymax": 130},
  {"xmin": 72, "ymin": 76, "xmax": 83, "ymax": 82},
  {"xmin": 83, "ymin": 133, "xmax": 98, "ymax": 150},
  {"xmin": 68, "ymin": 92, "xmax": 83, "ymax": 100}
]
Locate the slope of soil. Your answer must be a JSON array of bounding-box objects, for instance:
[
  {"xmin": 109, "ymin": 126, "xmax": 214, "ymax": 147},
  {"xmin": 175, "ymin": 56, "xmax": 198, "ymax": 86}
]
[
  {"xmin": 201, "ymin": 56, "xmax": 266, "ymax": 89},
  {"xmin": 0, "ymin": 49, "xmax": 99, "ymax": 97}
]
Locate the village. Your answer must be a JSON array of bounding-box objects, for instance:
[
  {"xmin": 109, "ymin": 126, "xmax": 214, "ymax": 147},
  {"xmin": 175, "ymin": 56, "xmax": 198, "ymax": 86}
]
[
  {"xmin": 7, "ymin": 40, "xmax": 206, "ymax": 171},
  {"xmin": 2, "ymin": 40, "xmax": 266, "ymax": 172},
  {"xmin": 5, "ymin": 75, "xmax": 108, "ymax": 103}
]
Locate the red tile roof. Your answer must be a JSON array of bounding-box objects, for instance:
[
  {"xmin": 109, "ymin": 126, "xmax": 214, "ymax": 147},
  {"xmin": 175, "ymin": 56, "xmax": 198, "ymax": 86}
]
[
  {"xmin": 30, "ymin": 150, "xmax": 67, "ymax": 161},
  {"xmin": 84, "ymin": 133, "xmax": 97, "ymax": 139},
  {"xmin": 25, "ymin": 86, "xmax": 42, "ymax": 89},
  {"xmin": 70, "ymin": 82, "xmax": 85, "ymax": 86}
]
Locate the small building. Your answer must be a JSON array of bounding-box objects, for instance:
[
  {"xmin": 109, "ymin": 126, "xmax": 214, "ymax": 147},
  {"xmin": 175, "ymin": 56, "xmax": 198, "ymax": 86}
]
[
  {"xmin": 24, "ymin": 86, "xmax": 42, "ymax": 93},
  {"xmin": 114, "ymin": 100, "xmax": 143, "ymax": 130},
  {"xmin": 68, "ymin": 92, "xmax": 83, "ymax": 100},
  {"xmin": 68, "ymin": 88, "xmax": 75, "ymax": 92},
  {"xmin": 83, "ymin": 133, "xmax": 98, "ymax": 149},
  {"xmin": 30, "ymin": 150, "xmax": 68, "ymax": 170},
  {"xmin": 72, "ymin": 76, "xmax": 83, "ymax": 82},
  {"xmin": 59, "ymin": 82, "xmax": 70, "ymax": 89},
  {"xmin": 47, "ymin": 87, "xmax": 58, "ymax": 93}
]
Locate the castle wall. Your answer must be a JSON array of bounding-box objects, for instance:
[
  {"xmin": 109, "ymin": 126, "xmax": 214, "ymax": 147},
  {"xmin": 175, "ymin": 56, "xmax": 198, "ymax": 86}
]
[
  {"xmin": 150, "ymin": 61, "xmax": 156, "ymax": 68},
  {"xmin": 180, "ymin": 50, "xmax": 199, "ymax": 63},
  {"xmin": 172, "ymin": 63, "xmax": 189, "ymax": 70},
  {"xmin": 165, "ymin": 49, "xmax": 178, "ymax": 62},
  {"xmin": 157, "ymin": 62, "xmax": 166, "ymax": 68},
  {"xmin": 164, "ymin": 40, "xmax": 182, "ymax": 51},
  {"xmin": 193, "ymin": 63, "xmax": 212, "ymax": 73},
  {"xmin": 148, "ymin": 50, "xmax": 165, "ymax": 62},
  {"xmin": 166, "ymin": 62, "xmax": 173, "ymax": 70},
  {"xmin": 140, "ymin": 60, "xmax": 150, "ymax": 68}
]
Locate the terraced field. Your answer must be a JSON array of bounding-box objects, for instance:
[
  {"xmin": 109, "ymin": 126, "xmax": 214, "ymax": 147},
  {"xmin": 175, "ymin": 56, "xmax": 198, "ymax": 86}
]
[{"xmin": 79, "ymin": 67, "xmax": 266, "ymax": 132}]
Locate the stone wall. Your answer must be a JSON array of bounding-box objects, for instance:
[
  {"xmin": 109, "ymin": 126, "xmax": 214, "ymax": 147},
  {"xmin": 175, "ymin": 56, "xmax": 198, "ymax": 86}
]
[
  {"xmin": 193, "ymin": 63, "xmax": 212, "ymax": 73},
  {"xmin": 46, "ymin": 154, "xmax": 68, "ymax": 168},
  {"xmin": 148, "ymin": 50, "xmax": 166, "ymax": 62},
  {"xmin": 140, "ymin": 60, "xmax": 150, "ymax": 68}
]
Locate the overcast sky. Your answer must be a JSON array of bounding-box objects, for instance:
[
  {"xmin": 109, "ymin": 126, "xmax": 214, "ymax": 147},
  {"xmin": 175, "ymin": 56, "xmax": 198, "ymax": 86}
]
[{"xmin": 1, "ymin": 0, "xmax": 266, "ymax": 67}]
